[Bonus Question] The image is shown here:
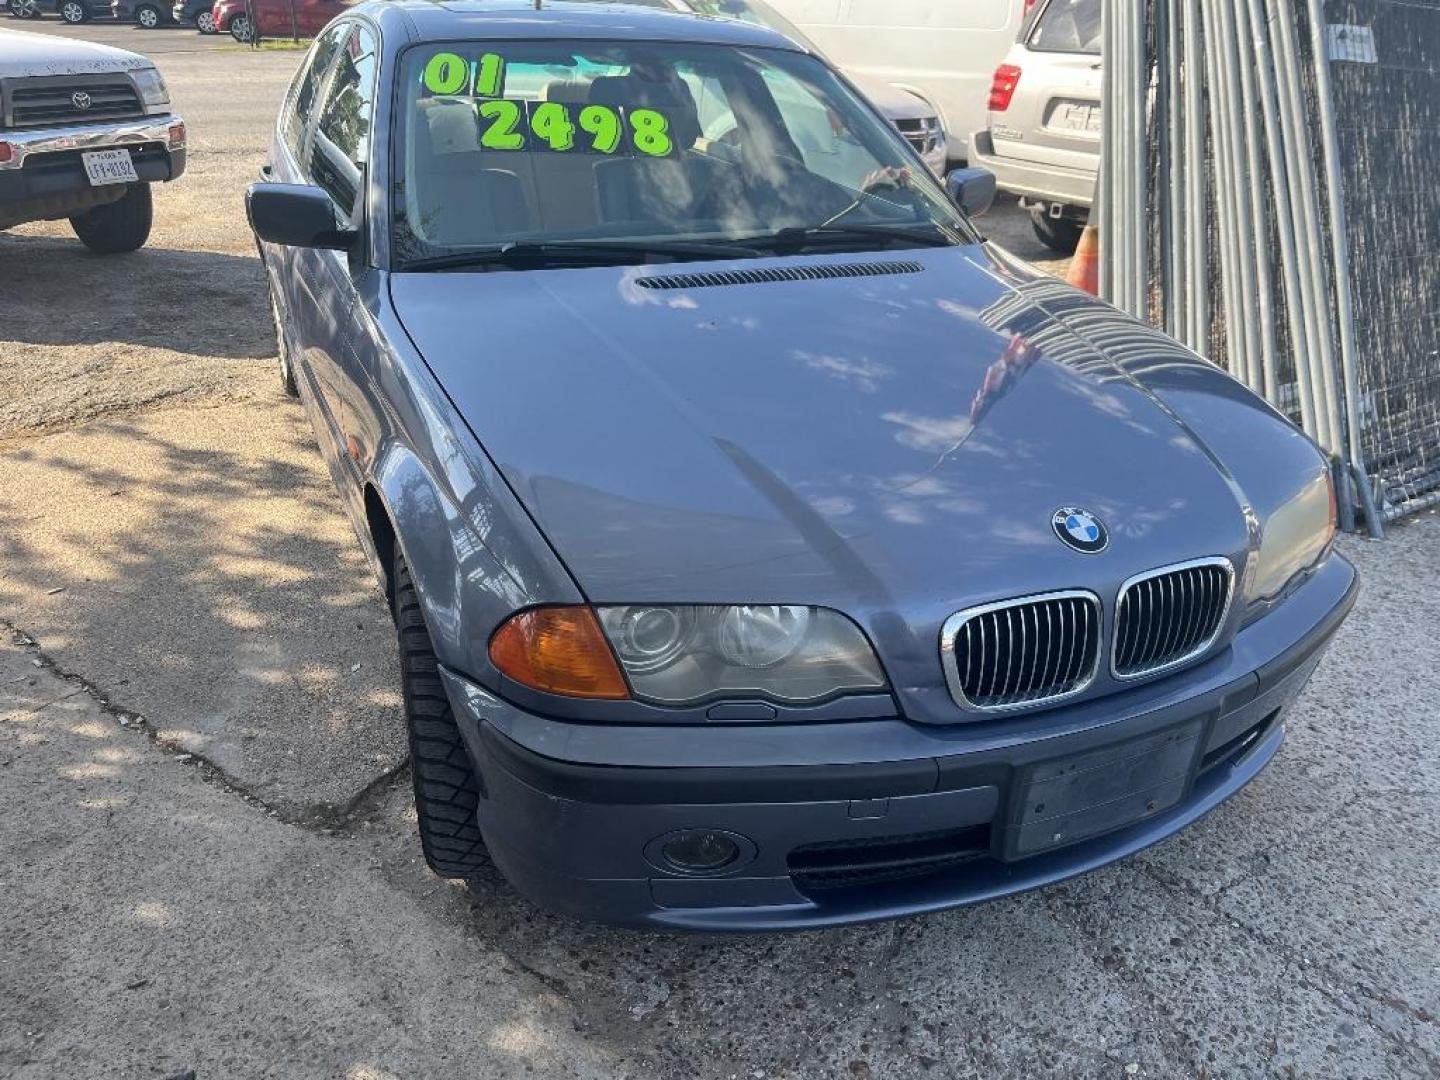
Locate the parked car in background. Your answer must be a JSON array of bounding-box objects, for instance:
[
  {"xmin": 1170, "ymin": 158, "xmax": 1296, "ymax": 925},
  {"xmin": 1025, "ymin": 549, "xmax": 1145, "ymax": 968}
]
[
  {"xmin": 6, "ymin": 0, "xmax": 110, "ymax": 21},
  {"xmin": 248, "ymin": 0, "xmax": 1354, "ymax": 931},
  {"xmin": 590, "ymin": 0, "xmax": 947, "ymax": 173},
  {"xmin": 765, "ymin": 0, "xmax": 1031, "ymax": 164},
  {"xmin": 209, "ymin": 0, "xmax": 246, "ymax": 38},
  {"xmin": 172, "ymin": 0, "xmax": 215, "ymax": 31},
  {"xmin": 0, "ymin": 26, "xmax": 186, "ymax": 252},
  {"xmin": 971, "ymin": 0, "xmax": 1101, "ymax": 252},
  {"xmin": 112, "ymin": 0, "xmax": 173, "ymax": 26},
  {"xmin": 212, "ymin": 0, "xmax": 348, "ymax": 41}
]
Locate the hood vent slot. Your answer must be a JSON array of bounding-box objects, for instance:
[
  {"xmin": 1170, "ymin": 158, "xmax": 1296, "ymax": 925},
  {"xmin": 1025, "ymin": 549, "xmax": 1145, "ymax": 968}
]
[{"xmin": 635, "ymin": 260, "xmax": 925, "ymax": 291}]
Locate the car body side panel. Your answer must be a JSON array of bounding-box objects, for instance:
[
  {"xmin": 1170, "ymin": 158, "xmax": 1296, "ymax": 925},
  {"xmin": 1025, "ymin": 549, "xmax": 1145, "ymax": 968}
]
[{"xmin": 355, "ymin": 281, "xmax": 588, "ymax": 674}]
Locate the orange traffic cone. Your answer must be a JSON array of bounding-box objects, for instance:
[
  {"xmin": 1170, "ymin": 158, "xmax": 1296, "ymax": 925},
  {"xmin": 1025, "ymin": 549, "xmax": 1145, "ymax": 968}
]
[{"xmin": 1067, "ymin": 223, "xmax": 1100, "ymax": 295}]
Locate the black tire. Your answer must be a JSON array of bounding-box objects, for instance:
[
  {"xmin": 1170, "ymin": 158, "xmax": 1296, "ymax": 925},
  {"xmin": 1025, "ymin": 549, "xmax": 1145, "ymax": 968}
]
[
  {"xmin": 268, "ymin": 281, "xmax": 298, "ymax": 397},
  {"xmin": 59, "ymin": 0, "xmax": 88, "ymax": 21},
  {"xmin": 195, "ymin": 8, "xmax": 214, "ymax": 31},
  {"xmin": 69, "ymin": 183, "xmax": 153, "ymax": 254},
  {"xmin": 227, "ymin": 12, "xmax": 250, "ymax": 40},
  {"xmin": 1030, "ymin": 209, "xmax": 1085, "ymax": 255},
  {"xmin": 394, "ymin": 553, "xmax": 488, "ymax": 879},
  {"xmin": 134, "ymin": 1, "xmax": 159, "ymax": 25}
]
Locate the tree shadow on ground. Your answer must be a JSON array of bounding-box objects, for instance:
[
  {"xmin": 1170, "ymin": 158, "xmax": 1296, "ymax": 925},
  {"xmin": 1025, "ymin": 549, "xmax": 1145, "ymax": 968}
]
[
  {"xmin": 0, "ymin": 403, "xmax": 407, "ymax": 815},
  {"xmin": 0, "ymin": 233, "xmax": 272, "ymax": 359}
]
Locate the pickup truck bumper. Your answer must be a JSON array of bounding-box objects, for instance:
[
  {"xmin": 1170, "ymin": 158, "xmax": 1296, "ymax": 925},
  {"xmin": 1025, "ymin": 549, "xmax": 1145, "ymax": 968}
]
[{"xmin": 0, "ymin": 115, "xmax": 184, "ymax": 228}]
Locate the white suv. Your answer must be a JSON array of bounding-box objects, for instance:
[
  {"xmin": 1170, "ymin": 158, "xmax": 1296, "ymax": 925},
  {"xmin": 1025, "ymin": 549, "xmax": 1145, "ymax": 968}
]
[{"xmin": 970, "ymin": 0, "xmax": 1100, "ymax": 253}]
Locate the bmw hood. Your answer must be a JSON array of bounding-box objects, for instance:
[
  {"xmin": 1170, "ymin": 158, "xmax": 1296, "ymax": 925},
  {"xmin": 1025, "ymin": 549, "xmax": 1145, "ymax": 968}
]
[{"xmin": 390, "ymin": 247, "xmax": 1280, "ymax": 627}]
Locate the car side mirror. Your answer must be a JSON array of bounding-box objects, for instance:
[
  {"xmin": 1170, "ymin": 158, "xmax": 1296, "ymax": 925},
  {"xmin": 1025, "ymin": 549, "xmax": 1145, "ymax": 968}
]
[
  {"xmin": 246, "ymin": 182, "xmax": 356, "ymax": 251},
  {"xmin": 944, "ymin": 166, "xmax": 997, "ymax": 218}
]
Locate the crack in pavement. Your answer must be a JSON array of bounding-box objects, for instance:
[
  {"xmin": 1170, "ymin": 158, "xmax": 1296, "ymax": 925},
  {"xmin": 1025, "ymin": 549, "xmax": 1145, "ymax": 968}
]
[
  {"xmin": 2, "ymin": 619, "xmax": 412, "ymax": 835},
  {"xmin": 1136, "ymin": 860, "xmax": 1440, "ymax": 1069}
]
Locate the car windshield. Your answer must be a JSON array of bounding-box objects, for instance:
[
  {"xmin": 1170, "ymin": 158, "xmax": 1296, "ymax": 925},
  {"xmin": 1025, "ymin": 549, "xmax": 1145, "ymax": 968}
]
[{"xmin": 392, "ymin": 39, "xmax": 972, "ymax": 268}]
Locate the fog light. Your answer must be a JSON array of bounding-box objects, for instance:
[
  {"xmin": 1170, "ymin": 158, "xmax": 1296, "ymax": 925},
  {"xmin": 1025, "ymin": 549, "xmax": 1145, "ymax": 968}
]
[{"xmin": 661, "ymin": 830, "xmax": 740, "ymax": 874}]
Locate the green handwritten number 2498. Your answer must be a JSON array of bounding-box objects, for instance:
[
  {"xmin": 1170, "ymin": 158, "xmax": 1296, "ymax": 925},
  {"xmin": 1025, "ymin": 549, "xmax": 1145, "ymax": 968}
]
[{"xmin": 477, "ymin": 102, "xmax": 673, "ymax": 157}]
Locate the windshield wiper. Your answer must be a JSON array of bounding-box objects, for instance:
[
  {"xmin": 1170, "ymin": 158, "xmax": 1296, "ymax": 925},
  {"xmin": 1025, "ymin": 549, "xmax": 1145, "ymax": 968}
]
[
  {"xmin": 741, "ymin": 224, "xmax": 961, "ymax": 255},
  {"xmin": 401, "ymin": 239, "xmax": 763, "ymax": 272}
]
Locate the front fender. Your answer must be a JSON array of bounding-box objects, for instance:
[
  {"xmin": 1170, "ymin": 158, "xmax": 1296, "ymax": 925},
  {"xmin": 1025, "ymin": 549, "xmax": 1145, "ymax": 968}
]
[
  {"xmin": 370, "ymin": 436, "xmax": 585, "ymax": 681},
  {"xmin": 364, "ymin": 317, "xmax": 586, "ymax": 681}
]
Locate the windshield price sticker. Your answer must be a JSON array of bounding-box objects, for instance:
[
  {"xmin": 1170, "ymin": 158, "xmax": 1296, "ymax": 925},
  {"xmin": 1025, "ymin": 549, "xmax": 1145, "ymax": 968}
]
[
  {"xmin": 476, "ymin": 99, "xmax": 674, "ymax": 157},
  {"xmin": 422, "ymin": 51, "xmax": 507, "ymax": 97},
  {"xmin": 421, "ymin": 50, "xmax": 674, "ymax": 157}
]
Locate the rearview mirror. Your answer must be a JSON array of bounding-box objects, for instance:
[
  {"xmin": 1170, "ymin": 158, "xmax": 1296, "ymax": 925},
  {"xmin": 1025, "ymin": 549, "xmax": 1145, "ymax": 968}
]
[
  {"xmin": 944, "ymin": 167, "xmax": 997, "ymax": 218},
  {"xmin": 245, "ymin": 183, "xmax": 356, "ymax": 250}
]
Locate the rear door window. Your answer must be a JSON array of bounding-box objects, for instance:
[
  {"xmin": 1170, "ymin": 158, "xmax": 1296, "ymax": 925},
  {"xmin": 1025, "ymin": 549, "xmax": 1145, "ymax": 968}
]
[{"xmin": 1028, "ymin": 0, "xmax": 1101, "ymax": 54}]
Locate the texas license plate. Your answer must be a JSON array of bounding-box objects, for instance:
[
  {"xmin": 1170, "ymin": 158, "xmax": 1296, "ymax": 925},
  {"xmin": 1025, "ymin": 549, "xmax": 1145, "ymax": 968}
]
[{"xmin": 82, "ymin": 148, "xmax": 139, "ymax": 187}]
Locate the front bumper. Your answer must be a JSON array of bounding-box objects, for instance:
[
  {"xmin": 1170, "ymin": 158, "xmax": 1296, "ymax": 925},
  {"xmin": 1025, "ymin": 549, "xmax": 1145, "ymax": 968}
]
[
  {"xmin": 0, "ymin": 116, "xmax": 185, "ymax": 225},
  {"xmin": 969, "ymin": 129, "xmax": 1097, "ymax": 209},
  {"xmin": 443, "ymin": 555, "xmax": 1356, "ymax": 931}
]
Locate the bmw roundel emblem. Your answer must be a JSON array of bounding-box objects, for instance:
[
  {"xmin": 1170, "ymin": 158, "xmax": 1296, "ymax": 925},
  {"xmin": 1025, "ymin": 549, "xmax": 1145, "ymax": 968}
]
[{"xmin": 1052, "ymin": 507, "xmax": 1109, "ymax": 554}]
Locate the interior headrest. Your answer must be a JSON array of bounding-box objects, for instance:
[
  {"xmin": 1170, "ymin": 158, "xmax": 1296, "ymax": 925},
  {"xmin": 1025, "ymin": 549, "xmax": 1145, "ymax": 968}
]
[{"xmin": 587, "ymin": 74, "xmax": 701, "ymax": 152}]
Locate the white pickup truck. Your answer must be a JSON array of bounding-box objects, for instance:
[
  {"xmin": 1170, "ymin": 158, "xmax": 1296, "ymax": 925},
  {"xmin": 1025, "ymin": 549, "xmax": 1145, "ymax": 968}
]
[{"xmin": 0, "ymin": 26, "xmax": 185, "ymax": 252}]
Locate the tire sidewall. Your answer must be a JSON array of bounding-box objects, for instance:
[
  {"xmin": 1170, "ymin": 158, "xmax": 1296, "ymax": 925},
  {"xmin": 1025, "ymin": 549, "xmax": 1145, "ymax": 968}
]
[
  {"xmin": 269, "ymin": 284, "xmax": 298, "ymax": 396},
  {"xmin": 229, "ymin": 13, "xmax": 250, "ymax": 39},
  {"xmin": 1029, "ymin": 208, "xmax": 1084, "ymax": 255},
  {"xmin": 70, "ymin": 183, "xmax": 153, "ymax": 254}
]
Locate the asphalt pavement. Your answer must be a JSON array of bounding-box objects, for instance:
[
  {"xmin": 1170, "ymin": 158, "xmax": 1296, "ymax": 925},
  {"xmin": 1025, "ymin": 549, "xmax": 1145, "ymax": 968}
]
[{"xmin": 1, "ymin": 18, "xmax": 1436, "ymax": 1080}]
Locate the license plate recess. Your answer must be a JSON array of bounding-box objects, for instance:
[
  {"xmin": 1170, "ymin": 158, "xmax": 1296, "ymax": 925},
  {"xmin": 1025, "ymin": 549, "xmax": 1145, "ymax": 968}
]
[{"xmin": 1006, "ymin": 718, "xmax": 1204, "ymax": 859}]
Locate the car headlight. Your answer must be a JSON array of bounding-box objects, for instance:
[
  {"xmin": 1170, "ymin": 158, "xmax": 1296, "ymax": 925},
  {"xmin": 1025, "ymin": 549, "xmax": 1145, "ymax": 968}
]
[
  {"xmin": 598, "ymin": 604, "xmax": 885, "ymax": 705},
  {"xmin": 488, "ymin": 604, "xmax": 887, "ymax": 706},
  {"xmin": 1244, "ymin": 469, "xmax": 1337, "ymax": 604},
  {"xmin": 131, "ymin": 67, "xmax": 170, "ymax": 109}
]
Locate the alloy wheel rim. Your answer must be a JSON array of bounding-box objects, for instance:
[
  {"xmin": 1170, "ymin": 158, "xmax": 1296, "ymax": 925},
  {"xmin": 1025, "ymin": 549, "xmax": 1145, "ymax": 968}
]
[{"xmin": 139, "ymin": 6, "xmax": 156, "ymax": 24}]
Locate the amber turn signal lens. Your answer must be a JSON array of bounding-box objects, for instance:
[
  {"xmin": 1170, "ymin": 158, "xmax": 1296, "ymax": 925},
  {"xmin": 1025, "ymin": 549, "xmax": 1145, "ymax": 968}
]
[{"xmin": 489, "ymin": 607, "xmax": 630, "ymax": 700}]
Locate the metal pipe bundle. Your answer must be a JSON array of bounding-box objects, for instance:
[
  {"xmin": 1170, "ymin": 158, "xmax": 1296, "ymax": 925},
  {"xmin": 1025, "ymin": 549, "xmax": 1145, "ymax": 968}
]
[{"xmin": 1099, "ymin": 0, "xmax": 1384, "ymax": 535}]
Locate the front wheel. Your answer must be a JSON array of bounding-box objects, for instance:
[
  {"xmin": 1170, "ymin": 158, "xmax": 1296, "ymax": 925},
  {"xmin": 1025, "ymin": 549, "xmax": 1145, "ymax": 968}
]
[
  {"xmin": 8, "ymin": 0, "xmax": 40, "ymax": 18},
  {"xmin": 1029, "ymin": 208, "xmax": 1085, "ymax": 255},
  {"xmin": 134, "ymin": 2, "xmax": 160, "ymax": 25},
  {"xmin": 69, "ymin": 183, "xmax": 153, "ymax": 254},
  {"xmin": 227, "ymin": 12, "xmax": 250, "ymax": 40},
  {"xmin": 59, "ymin": 0, "xmax": 89, "ymax": 21},
  {"xmin": 393, "ymin": 552, "xmax": 489, "ymax": 879},
  {"xmin": 194, "ymin": 8, "xmax": 214, "ymax": 31}
]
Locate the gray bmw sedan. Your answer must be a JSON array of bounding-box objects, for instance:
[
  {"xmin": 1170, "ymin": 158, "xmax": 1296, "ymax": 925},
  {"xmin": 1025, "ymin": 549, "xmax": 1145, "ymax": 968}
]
[{"xmin": 247, "ymin": 0, "xmax": 1356, "ymax": 930}]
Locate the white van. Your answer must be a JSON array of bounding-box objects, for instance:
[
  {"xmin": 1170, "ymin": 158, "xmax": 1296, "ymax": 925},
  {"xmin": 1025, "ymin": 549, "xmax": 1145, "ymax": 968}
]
[{"xmin": 765, "ymin": 0, "xmax": 1030, "ymax": 163}]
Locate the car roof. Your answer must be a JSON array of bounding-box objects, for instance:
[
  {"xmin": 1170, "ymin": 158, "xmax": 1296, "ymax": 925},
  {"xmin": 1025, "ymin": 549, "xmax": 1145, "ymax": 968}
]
[{"xmin": 365, "ymin": 0, "xmax": 806, "ymax": 50}]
